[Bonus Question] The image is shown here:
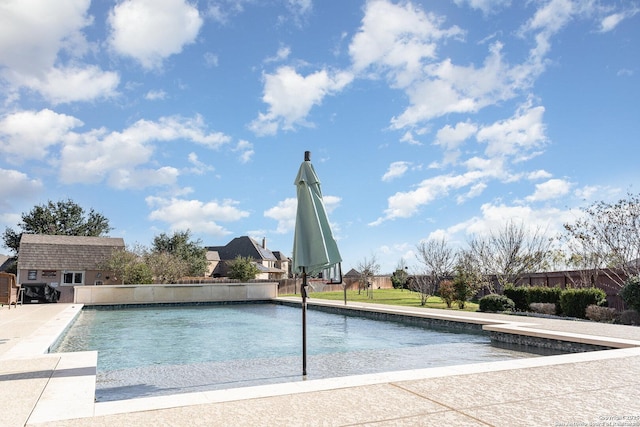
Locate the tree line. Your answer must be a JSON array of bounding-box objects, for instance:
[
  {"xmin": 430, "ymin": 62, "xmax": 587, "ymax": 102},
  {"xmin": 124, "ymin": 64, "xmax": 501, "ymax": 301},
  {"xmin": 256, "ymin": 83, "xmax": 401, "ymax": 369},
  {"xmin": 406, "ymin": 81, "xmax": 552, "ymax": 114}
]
[{"xmin": 388, "ymin": 192, "xmax": 640, "ymax": 307}]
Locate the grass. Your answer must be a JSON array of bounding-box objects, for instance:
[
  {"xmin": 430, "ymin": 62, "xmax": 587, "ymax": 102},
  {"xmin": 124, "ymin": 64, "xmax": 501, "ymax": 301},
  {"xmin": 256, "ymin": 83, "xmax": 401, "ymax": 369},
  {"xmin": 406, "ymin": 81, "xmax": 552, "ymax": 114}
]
[{"xmin": 281, "ymin": 288, "xmax": 479, "ymax": 312}]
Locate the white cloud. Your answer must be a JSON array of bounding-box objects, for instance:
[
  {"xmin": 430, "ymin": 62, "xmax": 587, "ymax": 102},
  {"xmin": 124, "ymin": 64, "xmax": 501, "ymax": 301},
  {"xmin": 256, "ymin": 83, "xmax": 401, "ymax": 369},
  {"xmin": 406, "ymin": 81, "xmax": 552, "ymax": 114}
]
[
  {"xmin": 146, "ymin": 196, "xmax": 249, "ymax": 237},
  {"xmin": 17, "ymin": 66, "xmax": 120, "ymax": 104},
  {"xmin": 600, "ymin": 13, "xmax": 625, "ymax": 32},
  {"xmin": 264, "ymin": 197, "xmax": 297, "ymax": 233},
  {"xmin": 382, "ymin": 161, "xmax": 410, "ymax": 182},
  {"xmin": 186, "ymin": 152, "xmax": 214, "ymax": 175},
  {"xmin": 453, "ymin": 0, "xmax": 511, "ymax": 15},
  {"xmin": 0, "ymin": 0, "xmax": 92, "ymax": 75},
  {"xmin": 476, "ymin": 102, "xmax": 547, "ymax": 160},
  {"xmin": 250, "ymin": 66, "xmax": 353, "ymax": 135},
  {"xmin": 109, "ymin": 167, "xmax": 180, "ymax": 190},
  {"xmin": 145, "ymin": 89, "xmax": 168, "ymax": 100},
  {"xmin": 391, "ymin": 42, "xmax": 528, "ymax": 128},
  {"xmin": 59, "ymin": 115, "xmax": 231, "ymax": 187},
  {"xmin": 0, "ymin": 168, "xmax": 43, "ymax": 209},
  {"xmin": 265, "ymin": 46, "xmax": 291, "ymax": 63},
  {"xmin": 349, "ymin": 0, "xmax": 463, "ymax": 88},
  {"xmin": 370, "ymin": 170, "xmax": 489, "ymax": 225},
  {"xmin": 434, "ymin": 121, "xmax": 477, "ymax": 151},
  {"xmin": 434, "ymin": 120, "xmax": 478, "ymax": 165},
  {"xmin": 599, "ymin": 8, "xmax": 639, "ymax": 33},
  {"xmin": 0, "ymin": 1, "xmax": 119, "ymax": 103},
  {"xmin": 525, "ymin": 178, "xmax": 571, "ymax": 202},
  {"xmin": 527, "ymin": 169, "xmax": 552, "ymax": 180},
  {"xmin": 448, "ymin": 202, "xmax": 572, "ymax": 239},
  {"xmin": 108, "ymin": 0, "xmax": 203, "ymax": 69},
  {"xmin": 233, "ymin": 140, "xmax": 254, "ymax": 163},
  {"xmin": 0, "ymin": 109, "xmax": 83, "ymax": 162},
  {"xmin": 265, "ymin": 194, "xmax": 341, "ymax": 234}
]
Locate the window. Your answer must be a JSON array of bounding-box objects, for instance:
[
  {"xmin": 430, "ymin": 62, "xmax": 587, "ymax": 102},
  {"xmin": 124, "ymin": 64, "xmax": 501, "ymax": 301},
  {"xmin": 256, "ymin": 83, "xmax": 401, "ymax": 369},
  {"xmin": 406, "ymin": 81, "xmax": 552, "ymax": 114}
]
[
  {"xmin": 63, "ymin": 271, "xmax": 84, "ymax": 285},
  {"xmin": 28, "ymin": 270, "xmax": 37, "ymax": 280}
]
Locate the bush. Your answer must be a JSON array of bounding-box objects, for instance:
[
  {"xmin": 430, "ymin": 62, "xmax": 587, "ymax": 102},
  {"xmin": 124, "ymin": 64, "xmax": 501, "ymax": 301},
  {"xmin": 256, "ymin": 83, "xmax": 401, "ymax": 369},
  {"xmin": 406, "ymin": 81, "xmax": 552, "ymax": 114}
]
[
  {"xmin": 620, "ymin": 276, "xmax": 640, "ymax": 311},
  {"xmin": 559, "ymin": 288, "xmax": 607, "ymax": 319},
  {"xmin": 529, "ymin": 302, "xmax": 557, "ymax": 315},
  {"xmin": 617, "ymin": 310, "xmax": 640, "ymax": 326},
  {"xmin": 503, "ymin": 285, "xmax": 528, "ymax": 311},
  {"xmin": 438, "ymin": 280, "xmax": 455, "ymax": 308},
  {"xmin": 453, "ymin": 277, "xmax": 475, "ymax": 309},
  {"xmin": 528, "ymin": 286, "xmax": 562, "ymax": 305},
  {"xmin": 585, "ymin": 305, "xmax": 618, "ymax": 323},
  {"xmin": 479, "ymin": 294, "xmax": 515, "ymax": 313}
]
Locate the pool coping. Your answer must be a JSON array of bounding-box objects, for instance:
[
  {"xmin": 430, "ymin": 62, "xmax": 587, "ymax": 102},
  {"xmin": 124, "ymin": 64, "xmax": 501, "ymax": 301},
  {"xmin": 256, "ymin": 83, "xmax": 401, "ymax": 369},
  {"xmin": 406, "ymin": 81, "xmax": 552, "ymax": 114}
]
[{"xmin": 8, "ymin": 299, "xmax": 640, "ymax": 425}]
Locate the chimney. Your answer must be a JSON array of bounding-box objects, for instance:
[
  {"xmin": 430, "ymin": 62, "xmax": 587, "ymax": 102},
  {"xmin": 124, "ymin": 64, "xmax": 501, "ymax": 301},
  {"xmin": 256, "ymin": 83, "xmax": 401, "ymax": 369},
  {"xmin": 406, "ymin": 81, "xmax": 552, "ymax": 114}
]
[{"xmin": 262, "ymin": 237, "xmax": 267, "ymax": 249}]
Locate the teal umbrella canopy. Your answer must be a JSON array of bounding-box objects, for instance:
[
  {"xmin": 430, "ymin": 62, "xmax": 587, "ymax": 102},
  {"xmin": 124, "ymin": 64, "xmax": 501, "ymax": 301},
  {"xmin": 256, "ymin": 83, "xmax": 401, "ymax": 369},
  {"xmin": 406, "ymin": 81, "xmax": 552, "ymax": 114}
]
[{"xmin": 292, "ymin": 152, "xmax": 342, "ymax": 276}]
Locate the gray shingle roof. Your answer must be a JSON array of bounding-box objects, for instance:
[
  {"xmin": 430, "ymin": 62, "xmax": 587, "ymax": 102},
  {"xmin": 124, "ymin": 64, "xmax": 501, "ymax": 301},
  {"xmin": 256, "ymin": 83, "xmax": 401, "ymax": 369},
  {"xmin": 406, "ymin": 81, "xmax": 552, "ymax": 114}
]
[
  {"xmin": 208, "ymin": 236, "xmax": 277, "ymax": 261},
  {"xmin": 18, "ymin": 234, "xmax": 125, "ymax": 270}
]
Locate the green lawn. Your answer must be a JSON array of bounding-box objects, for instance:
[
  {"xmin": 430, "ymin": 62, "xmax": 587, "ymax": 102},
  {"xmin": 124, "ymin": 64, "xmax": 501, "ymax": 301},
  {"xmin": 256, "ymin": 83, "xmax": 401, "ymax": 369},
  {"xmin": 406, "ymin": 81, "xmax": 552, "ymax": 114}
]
[{"xmin": 281, "ymin": 288, "xmax": 479, "ymax": 312}]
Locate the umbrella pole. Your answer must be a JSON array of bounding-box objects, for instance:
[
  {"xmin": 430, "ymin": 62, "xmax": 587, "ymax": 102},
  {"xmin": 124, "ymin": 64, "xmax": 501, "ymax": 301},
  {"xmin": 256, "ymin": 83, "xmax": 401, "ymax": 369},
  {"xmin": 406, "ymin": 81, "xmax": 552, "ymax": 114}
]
[{"xmin": 301, "ymin": 267, "xmax": 308, "ymax": 376}]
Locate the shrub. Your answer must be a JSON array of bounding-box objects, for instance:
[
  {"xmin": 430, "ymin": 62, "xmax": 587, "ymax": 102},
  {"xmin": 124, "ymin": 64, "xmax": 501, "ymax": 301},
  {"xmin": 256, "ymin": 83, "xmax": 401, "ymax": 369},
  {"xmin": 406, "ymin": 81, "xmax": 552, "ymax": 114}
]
[
  {"xmin": 503, "ymin": 285, "xmax": 528, "ymax": 311},
  {"xmin": 438, "ymin": 280, "xmax": 455, "ymax": 308},
  {"xmin": 620, "ymin": 276, "xmax": 640, "ymax": 311},
  {"xmin": 453, "ymin": 277, "xmax": 475, "ymax": 309},
  {"xmin": 585, "ymin": 305, "xmax": 618, "ymax": 323},
  {"xmin": 528, "ymin": 286, "xmax": 562, "ymax": 305},
  {"xmin": 479, "ymin": 294, "xmax": 515, "ymax": 312},
  {"xmin": 529, "ymin": 302, "xmax": 557, "ymax": 315},
  {"xmin": 559, "ymin": 288, "xmax": 607, "ymax": 319},
  {"xmin": 617, "ymin": 310, "xmax": 640, "ymax": 326}
]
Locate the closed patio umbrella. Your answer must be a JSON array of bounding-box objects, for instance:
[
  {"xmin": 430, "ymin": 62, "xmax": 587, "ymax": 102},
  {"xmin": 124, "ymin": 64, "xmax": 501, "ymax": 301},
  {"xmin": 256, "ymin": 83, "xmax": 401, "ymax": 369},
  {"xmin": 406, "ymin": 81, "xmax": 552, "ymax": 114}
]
[{"xmin": 292, "ymin": 151, "xmax": 342, "ymax": 375}]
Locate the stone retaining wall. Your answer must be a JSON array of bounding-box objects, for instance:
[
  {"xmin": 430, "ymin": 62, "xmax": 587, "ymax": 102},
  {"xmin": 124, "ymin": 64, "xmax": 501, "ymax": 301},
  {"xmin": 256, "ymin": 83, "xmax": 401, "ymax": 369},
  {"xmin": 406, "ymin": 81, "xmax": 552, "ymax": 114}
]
[{"xmin": 73, "ymin": 282, "xmax": 278, "ymax": 305}]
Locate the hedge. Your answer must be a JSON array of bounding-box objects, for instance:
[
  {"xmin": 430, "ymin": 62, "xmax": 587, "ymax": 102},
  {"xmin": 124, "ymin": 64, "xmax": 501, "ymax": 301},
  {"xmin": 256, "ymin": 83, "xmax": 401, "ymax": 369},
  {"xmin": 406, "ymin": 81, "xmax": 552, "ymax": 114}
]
[
  {"xmin": 479, "ymin": 294, "xmax": 515, "ymax": 312},
  {"xmin": 559, "ymin": 288, "xmax": 607, "ymax": 319}
]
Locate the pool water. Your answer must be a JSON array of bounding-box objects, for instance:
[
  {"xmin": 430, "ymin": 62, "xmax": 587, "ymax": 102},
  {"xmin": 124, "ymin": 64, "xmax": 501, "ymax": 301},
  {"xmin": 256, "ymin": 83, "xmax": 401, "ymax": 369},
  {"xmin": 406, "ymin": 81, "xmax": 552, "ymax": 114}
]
[{"xmin": 53, "ymin": 304, "xmax": 545, "ymax": 401}]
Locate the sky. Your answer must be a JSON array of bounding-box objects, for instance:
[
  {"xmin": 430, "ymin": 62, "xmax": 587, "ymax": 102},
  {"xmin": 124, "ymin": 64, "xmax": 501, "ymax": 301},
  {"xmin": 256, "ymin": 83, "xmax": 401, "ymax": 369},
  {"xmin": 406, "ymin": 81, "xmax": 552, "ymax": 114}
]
[{"xmin": 0, "ymin": 0, "xmax": 639, "ymax": 274}]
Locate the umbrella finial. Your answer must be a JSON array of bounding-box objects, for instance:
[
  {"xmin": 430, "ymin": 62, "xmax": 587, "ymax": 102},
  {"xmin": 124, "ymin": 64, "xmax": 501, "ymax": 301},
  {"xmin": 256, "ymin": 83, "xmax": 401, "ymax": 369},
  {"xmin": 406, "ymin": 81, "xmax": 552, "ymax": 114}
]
[{"xmin": 304, "ymin": 151, "xmax": 311, "ymax": 161}]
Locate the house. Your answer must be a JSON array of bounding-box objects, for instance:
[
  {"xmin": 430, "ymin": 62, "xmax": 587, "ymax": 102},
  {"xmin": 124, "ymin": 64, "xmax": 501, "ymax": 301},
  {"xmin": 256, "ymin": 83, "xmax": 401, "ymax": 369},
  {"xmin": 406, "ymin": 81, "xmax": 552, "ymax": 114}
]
[
  {"xmin": 207, "ymin": 236, "xmax": 289, "ymax": 280},
  {"xmin": 17, "ymin": 234, "xmax": 125, "ymax": 303},
  {"xmin": 205, "ymin": 250, "xmax": 220, "ymax": 276},
  {"xmin": 0, "ymin": 254, "xmax": 14, "ymax": 272},
  {"xmin": 272, "ymin": 251, "xmax": 291, "ymax": 278}
]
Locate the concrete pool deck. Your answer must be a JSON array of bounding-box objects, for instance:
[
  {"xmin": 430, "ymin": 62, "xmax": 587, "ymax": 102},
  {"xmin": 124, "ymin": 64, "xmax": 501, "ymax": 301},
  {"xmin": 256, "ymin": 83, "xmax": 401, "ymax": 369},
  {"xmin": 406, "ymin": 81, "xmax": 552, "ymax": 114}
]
[{"xmin": 1, "ymin": 300, "xmax": 639, "ymax": 426}]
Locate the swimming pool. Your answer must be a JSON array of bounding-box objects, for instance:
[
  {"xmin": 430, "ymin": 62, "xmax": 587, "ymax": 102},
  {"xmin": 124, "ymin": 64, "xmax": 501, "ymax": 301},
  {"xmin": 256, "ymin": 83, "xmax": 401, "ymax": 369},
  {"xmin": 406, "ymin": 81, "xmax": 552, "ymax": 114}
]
[{"xmin": 53, "ymin": 303, "xmax": 550, "ymax": 401}]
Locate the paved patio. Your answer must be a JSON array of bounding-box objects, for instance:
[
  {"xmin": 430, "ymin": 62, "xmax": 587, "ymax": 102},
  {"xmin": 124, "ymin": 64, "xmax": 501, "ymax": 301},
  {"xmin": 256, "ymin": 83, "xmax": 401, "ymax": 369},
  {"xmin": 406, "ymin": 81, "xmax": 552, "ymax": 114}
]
[{"xmin": 1, "ymin": 299, "xmax": 640, "ymax": 426}]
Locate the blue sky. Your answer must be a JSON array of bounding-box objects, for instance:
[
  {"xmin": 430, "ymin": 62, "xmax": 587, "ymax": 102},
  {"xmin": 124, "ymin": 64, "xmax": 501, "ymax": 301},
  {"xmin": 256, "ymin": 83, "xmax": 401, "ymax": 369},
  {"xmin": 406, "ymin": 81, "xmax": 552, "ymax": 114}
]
[{"xmin": 0, "ymin": 0, "xmax": 638, "ymax": 274}]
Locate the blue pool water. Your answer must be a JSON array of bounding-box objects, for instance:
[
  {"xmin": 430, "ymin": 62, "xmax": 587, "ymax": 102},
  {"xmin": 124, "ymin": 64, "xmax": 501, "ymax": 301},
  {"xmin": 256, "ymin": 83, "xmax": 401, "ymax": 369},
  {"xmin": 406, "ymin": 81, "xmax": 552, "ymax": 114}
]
[{"xmin": 53, "ymin": 304, "xmax": 545, "ymax": 401}]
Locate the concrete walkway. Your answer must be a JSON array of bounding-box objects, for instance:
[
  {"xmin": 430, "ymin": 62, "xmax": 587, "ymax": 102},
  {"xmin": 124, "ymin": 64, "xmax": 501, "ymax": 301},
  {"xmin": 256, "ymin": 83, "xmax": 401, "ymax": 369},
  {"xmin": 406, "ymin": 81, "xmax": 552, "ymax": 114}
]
[{"xmin": 1, "ymin": 300, "xmax": 640, "ymax": 426}]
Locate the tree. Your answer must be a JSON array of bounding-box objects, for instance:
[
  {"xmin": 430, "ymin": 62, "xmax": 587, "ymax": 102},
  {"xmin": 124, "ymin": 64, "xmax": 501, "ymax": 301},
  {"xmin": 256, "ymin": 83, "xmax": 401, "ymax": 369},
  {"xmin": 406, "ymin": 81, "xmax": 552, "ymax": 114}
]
[
  {"xmin": 226, "ymin": 256, "xmax": 260, "ymax": 281},
  {"xmin": 356, "ymin": 255, "xmax": 380, "ymax": 299},
  {"xmin": 467, "ymin": 221, "xmax": 552, "ymax": 291},
  {"xmin": 390, "ymin": 258, "xmax": 409, "ymax": 290},
  {"xmin": 562, "ymin": 193, "xmax": 640, "ymax": 290},
  {"xmin": 144, "ymin": 251, "xmax": 189, "ymax": 284},
  {"xmin": 410, "ymin": 238, "xmax": 457, "ymax": 306},
  {"xmin": 416, "ymin": 238, "xmax": 457, "ymax": 281},
  {"xmin": 455, "ymin": 249, "xmax": 490, "ymax": 296},
  {"xmin": 151, "ymin": 230, "xmax": 208, "ymax": 277},
  {"xmin": 100, "ymin": 245, "xmax": 153, "ymax": 284},
  {"xmin": 2, "ymin": 199, "xmax": 111, "ymax": 255}
]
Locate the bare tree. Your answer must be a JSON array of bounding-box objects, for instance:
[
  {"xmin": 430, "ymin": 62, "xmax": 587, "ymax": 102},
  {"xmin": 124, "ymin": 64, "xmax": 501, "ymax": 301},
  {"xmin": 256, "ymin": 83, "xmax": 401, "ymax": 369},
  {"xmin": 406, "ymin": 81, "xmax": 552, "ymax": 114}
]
[
  {"xmin": 467, "ymin": 221, "xmax": 552, "ymax": 291},
  {"xmin": 356, "ymin": 255, "xmax": 380, "ymax": 299},
  {"xmin": 562, "ymin": 192, "xmax": 640, "ymax": 290},
  {"xmin": 410, "ymin": 238, "xmax": 457, "ymax": 305}
]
